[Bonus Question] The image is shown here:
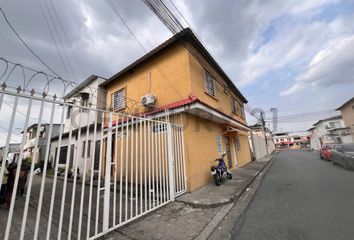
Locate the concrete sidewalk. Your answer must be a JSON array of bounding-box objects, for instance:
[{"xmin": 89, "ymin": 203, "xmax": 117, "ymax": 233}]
[{"xmin": 103, "ymin": 154, "xmax": 273, "ymax": 240}]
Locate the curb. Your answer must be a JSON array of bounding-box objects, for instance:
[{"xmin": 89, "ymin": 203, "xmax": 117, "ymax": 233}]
[
  {"xmin": 195, "ymin": 156, "xmax": 275, "ymax": 240},
  {"xmin": 178, "ymin": 156, "xmax": 274, "ymax": 209}
]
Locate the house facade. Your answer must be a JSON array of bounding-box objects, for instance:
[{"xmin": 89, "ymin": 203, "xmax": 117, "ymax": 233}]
[
  {"xmin": 273, "ymin": 132, "xmax": 310, "ymax": 148},
  {"xmin": 336, "ymin": 97, "xmax": 354, "ymax": 143},
  {"xmin": 0, "ymin": 143, "xmax": 21, "ymax": 164},
  {"xmin": 100, "ymin": 28, "xmax": 252, "ymax": 191},
  {"xmin": 23, "ymin": 124, "xmax": 61, "ymax": 163},
  {"xmin": 49, "ymin": 75, "xmax": 106, "ymax": 176},
  {"xmin": 308, "ymin": 115, "xmax": 353, "ymax": 150}
]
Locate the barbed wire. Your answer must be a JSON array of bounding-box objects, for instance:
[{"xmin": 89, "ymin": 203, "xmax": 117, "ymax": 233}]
[{"xmin": 0, "ymin": 57, "xmax": 77, "ymax": 99}]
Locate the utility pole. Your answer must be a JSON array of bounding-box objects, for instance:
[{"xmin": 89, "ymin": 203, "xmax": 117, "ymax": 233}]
[{"xmin": 260, "ymin": 112, "xmax": 269, "ymax": 155}]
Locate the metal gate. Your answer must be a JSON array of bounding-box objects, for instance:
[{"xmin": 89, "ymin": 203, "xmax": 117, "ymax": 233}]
[{"xmin": 0, "ymin": 87, "xmax": 186, "ymax": 239}]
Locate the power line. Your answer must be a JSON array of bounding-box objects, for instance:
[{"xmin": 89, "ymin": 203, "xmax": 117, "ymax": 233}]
[
  {"xmin": 47, "ymin": 0, "xmax": 87, "ymax": 78},
  {"xmin": 0, "ymin": 7, "xmax": 60, "ymax": 77},
  {"xmin": 106, "ymin": 0, "xmax": 147, "ymax": 52},
  {"xmin": 37, "ymin": 0, "xmax": 71, "ymax": 79},
  {"xmin": 41, "ymin": 0, "xmax": 79, "ymax": 82}
]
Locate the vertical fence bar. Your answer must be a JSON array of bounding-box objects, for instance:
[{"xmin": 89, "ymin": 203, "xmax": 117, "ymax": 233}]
[
  {"xmin": 130, "ymin": 117, "xmax": 134, "ymax": 218},
  {"xmin": 158, "ymin": 122, "xmax": 163, "ymax": 204},
  {"xmin": 18, "ymin": 100, "xmax": 44, "ymax": 240},
  {"xmin": 162, "ymin": 124, "xmax": 167, "ymax": 202},
  {"xmin": 95, "ymin": 113, "xmax": 105, "ymax": 235},
  {"xmin": 46, "ymin": 103, "xmax": 66, "ymax": 240},
  {"xmin": 57, "ymin": 105, "xmax": 75, "ymax": 240},
  {"xmin": 144, "ymin": 120, "xmax": 147, "ymax": 212},
  {"xmin": 139, "ymin": 119, "xmax": 143, "ymax": 214},
  {"xmin": 152, "ymin": 121, "xmax": 156, "ymax": 208},
  {"xmin": 103, "ymin": 112, "xmax": 112, "ymax": 232},
  {"xmin": 77, "ymin": 108, "xmax": 92, "ymax": 240},
  {"xmin": 124, "ymin": 116, "xmax": 129, "ymax": 221},
  {"xmin": 0, "ymin": 95, "xmax": 18, "ymax": 189},
  {"xmin": 86, "ymin": 110, "xmax": 99, "ymax": 239},
  {"xmin": 68, "ymin": 107, "xmax": 83, "ymax": 240},
  {"xmin": 148, "ymin": 120, "xmax": 151, "ymax": 210},
  {"xmin": 34, "ymin": 102, "xmax": 56, "ymax": 239},
  {"xmin": 119, "ymin": 115, "xmax": 124, "ymax": 224},
  {"xmin": 167, "ymin": 123, "xmax": 175, "ymax": 201},
  {"xmin": 5, "ymin": 97, "xmax": 31, "ymax": 240},
  {"xmin": 135, "ymin": 118, "xmax": 138, "ymax": 216},
  {"xmin": 113, "ymin": 113, "xmax": 119, "ymax": 226}
]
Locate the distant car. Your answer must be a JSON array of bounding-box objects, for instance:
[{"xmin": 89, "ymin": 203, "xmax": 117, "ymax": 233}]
[
  {"xmin": 331, "ymin": 144, "xmax": 354, "ymax": 170},
  {"xmin": 319, "ymin": 144, "xmax": 337, "ymax": 161}
]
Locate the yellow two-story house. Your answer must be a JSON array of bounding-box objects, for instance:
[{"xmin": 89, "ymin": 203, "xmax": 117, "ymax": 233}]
[{"xmin": 101, "ymin": 28, "xmax": 252, "ymax": 191}]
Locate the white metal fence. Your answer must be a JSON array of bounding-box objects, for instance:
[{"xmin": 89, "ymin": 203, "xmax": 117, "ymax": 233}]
[{"xmin": 0, "ymin": 88, "xmax": 186, "ymax": 240}]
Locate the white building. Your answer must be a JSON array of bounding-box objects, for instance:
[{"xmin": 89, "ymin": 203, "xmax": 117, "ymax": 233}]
[
  {"xmin": 50, "ymin": 75, "xmax": 106, "ymax": 177},
  {"xmin": 249, "ymin": 124, "xmax": 275, "ymax": 160},
  {"xmin": 309, "ymin": 115, "xmax": 349, "ymax": 150}
]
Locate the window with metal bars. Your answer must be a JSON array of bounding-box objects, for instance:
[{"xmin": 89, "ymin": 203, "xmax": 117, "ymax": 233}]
[
  {"xmin": 204, "ymin": 70, "xmax": 217, "ymax": 98},
  {"xmin": 235, "ymin": 136, "xmax": 241, "ymax": 151},
  {"xmin": 232, "ymin": 99, "xmax": 239, "ymax": 114},
  {"xmin": 112, "ymin": 88, "xmax": 126, "ymax": 111}
]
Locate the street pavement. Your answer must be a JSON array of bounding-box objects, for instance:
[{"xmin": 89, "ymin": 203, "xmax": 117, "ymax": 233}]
[{"xmin": 232, "ymin": 149, "xmax": 354, "ymax": 240}]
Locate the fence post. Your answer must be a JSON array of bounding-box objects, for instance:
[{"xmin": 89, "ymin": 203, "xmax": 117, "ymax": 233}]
[
  {"xmin": 103, "ymin": 112, "xmax": 112, "ymax": 232},
  {"xmin": 167, "ymin": 123, "xmax": 175, "ymax": 201}
]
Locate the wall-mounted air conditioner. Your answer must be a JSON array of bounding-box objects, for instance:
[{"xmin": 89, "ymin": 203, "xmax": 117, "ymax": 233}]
[{"xmin": 141, "ymin": 94, "xmax": 156, "ymax": 107}]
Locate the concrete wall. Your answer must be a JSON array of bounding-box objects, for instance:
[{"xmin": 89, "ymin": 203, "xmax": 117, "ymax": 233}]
[
  {"xmin": 104, "ymin": 43, "xmax": 192, "ymax": 115},
  {"xmin": 340, "ymin": 99, "xmax": 354, "ymax": 141},
  {"xmin": 103, "ymin": 43, "xmax": 251, "ymax": 192},
  {"xmin": 188, "ymin": 51, "xmax": 246, "ymax": 125},
  {"xmin": 182, "ymin": 113, "xmax": 251, "ymax": 192},
  {"xmin": 63, "ymin": 77, "xmax": 106, "ymax": 133}
]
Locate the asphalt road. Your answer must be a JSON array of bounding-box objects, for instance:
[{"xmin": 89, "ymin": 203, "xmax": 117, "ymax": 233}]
[{"xmin": 232, "ymin": 149, "xmax": 354, "ymax": 240}]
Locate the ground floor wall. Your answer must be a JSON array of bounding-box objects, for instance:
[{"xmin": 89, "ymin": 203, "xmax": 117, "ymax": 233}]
[{"xmin": 181, "ymin": 113, "xmax": 252, "ymax": 192}]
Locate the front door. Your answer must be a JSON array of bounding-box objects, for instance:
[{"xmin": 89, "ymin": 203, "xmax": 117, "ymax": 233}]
[{"xmin": 224, "ymin": 137, "xmax": 232, "ymax": 168}]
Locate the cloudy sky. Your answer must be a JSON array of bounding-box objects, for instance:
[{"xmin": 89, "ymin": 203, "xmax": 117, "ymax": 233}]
[{"xmin": 1, "ymin": 0, "xmax": 354, "ymax": 138}]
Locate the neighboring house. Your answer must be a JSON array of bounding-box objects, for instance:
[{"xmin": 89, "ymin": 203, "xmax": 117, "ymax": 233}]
[
  {"xmin": 23, "ymin": 124, "xmax": 61, "ymax": 163},
  {"xmin": 100, "ymin": 28, "xmax": 252, "ymax": 192},
  {"xmin": 249, "ymin": 124, "xmax": 275, "ymax": 160},
  {"xmin": 0, "ymin": 143, "xmax": 21, "ymax": 163},
  {"xmin": 50, "ymin": 75, "xmax": 106, "ymax": 175},
  {"xmin": 273, "ymin": 132, "xmax": 310, "ymax": 148},
  {"xmin": 336, "ymin": 97, "xmax": 354, "ymax": 142},
  {"xmin": 308, "ymin": 127, "xmax": 321, "ymax": 151},
  {"xmin": 312, "ymin": 115, "xmax": 345, "ymax": 146}
]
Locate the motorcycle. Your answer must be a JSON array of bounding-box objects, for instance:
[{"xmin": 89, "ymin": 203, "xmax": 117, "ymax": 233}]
[{"xmin": 210, "ymin": 152, "xmax": 232, "ymax": 186}]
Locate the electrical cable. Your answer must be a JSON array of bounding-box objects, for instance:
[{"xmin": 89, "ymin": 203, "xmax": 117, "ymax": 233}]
[{"xmin": 0, "ymin": 7, "xmax": 60, "ymax": 77}]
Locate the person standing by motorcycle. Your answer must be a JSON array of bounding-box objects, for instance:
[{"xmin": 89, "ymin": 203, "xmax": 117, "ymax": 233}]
[{"xmin": 211, "ymin": 152, "xmax": 232, "ymax": 186}]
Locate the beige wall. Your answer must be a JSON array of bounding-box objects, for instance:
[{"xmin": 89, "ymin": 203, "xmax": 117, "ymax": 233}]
[
  {"xmin": 188, "ymin": 52, "xmax": 247, "ymax": 125},
  {"xmin": 182, "ymin": 113, "xmax": 251, "ymax": 192},
  {"xmin": 340, "ymin": 100, "xmax": 354, "ymax": 141}
]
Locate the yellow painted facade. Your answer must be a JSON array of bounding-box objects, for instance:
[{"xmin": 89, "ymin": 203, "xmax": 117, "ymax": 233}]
[{"xmin": 104, "ymin": 41, "xmax": 252, "ymax": 192}]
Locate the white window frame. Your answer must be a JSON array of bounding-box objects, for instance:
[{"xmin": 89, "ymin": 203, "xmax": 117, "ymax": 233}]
[
  {"xmin": 112, "ymin": 87, "xmax": 126, "ymax": 111},
  {"xmin": 204, "ymin": 70, "xmax": 217, "ymax": 98}
]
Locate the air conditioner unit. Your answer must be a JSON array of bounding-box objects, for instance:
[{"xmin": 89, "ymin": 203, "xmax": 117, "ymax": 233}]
[{"xmin": 141, "ymin": 94, "xmax": 156, "ymax": 107}]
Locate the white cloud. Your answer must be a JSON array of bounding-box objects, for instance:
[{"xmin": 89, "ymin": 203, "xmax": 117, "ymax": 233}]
[{"xmin": 281, "ymin": 35, "xmax": 354, "ymax": 96}]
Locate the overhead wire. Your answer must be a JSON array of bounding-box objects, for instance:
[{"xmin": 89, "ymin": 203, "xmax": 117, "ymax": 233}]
[
  {"xmin": 37, "ymin": 0, "xmax": 71, "ymax": 80},
  {"xmin": 47, "ymin": 0, "xmax": 87, "ymax": 78},
  {"xmin": 41, "ymin": 0, "xmax": 79, "ymax": 82},
  {"xmin": 0, "ymin": 7, "xmax": 60, "ymax": 77}
]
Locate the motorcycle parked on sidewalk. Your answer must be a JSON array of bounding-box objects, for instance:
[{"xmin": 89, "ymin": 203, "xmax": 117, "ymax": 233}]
[{"xmin": 210, "ymin": 152, "xmax": 232, "ymax": 186}]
